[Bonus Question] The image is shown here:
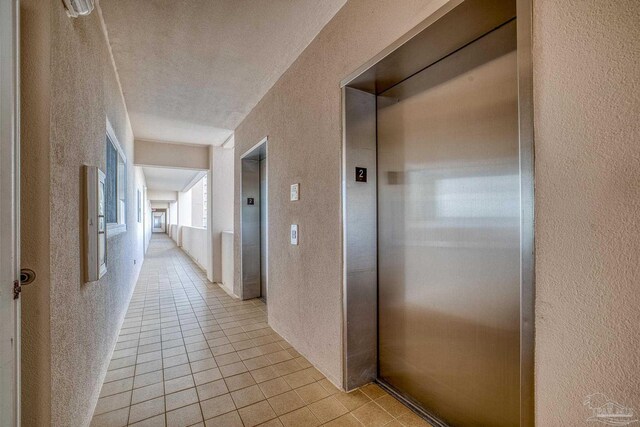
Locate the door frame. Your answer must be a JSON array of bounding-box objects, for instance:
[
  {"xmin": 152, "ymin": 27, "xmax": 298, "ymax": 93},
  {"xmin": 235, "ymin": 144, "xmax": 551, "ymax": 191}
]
[
  {"xmin": 340, "ymin": 0, "xmax": 534, "ymax": 425},
  {"xmin": 258, "ymin": 157, "xmax": 268, "ymax": 303},
  {"xmin": 0, "ymin": 0, "xmax": 21, "ymax": 425},
  {"xmin": 239, "ymin": 137, "xmax": 268, "ymax": 300}
]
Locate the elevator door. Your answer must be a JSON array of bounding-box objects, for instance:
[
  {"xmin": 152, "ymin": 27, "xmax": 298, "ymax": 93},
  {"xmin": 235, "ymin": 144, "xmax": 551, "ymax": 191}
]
[
  {"xmin": 260, "ymin": 158, "xmax": 268, "ymax": 301},
  {"xmin": 377, "ymin": 22, "xmax": 520, "ymax": 427}
]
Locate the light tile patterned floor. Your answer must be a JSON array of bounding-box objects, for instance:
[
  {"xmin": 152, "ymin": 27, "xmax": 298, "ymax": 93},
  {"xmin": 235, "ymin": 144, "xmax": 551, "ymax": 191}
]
[{"xmin": 91, "ymin": 234, "xmax": 432, "ymax": 427}]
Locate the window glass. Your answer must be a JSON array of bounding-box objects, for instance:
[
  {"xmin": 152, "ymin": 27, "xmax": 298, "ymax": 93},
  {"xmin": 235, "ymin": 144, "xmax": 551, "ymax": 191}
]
[
  {"xmin": 106, "ymin": 136, "xmax": 118, "ymax": 223},
  {"xmin": 106, "ymin": 132, "xmax": 126, "ymax": 226},
  {"xmin": 117, "ymin": 156, "xmax": 126, "ymax": 223}
]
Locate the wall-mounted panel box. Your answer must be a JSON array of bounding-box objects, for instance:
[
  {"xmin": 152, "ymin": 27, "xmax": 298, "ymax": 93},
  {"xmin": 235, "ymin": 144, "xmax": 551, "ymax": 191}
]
[
  {"xmin": 84, "ymin": 165, "xmax": 107, "ymax": 282},
  {"xmin": 290, "ymin": 183, "xmax": 299, "ymax": 201}
]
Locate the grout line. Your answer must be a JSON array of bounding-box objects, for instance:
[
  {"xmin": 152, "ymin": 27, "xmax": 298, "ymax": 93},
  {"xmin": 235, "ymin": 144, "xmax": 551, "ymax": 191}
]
[{"xmin": 94, "ymin": 235, "xmax": 416, "ymax": 427}]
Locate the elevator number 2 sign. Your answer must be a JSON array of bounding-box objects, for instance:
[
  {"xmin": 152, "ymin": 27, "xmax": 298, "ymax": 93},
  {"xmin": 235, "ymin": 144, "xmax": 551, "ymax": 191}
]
[{"xmin": 355, "ymin": 167, "xmax": 367, "ymax": 182}]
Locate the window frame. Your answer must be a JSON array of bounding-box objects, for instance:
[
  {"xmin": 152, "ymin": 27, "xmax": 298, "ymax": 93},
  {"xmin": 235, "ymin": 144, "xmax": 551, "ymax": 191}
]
[{"xmin": 106, "ymin": 118, "xmax": 127, "ymax": 237}]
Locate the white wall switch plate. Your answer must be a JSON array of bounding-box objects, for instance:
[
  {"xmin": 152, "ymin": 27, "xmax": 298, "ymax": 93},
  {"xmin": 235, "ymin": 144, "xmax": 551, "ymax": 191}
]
[
  {"xmin": 290, "ymin": 224, "xmax": 298, "ymax": 245},
  {"xmin": 290, "ymin": 183, "xmax": 299, "ymax": 201}
]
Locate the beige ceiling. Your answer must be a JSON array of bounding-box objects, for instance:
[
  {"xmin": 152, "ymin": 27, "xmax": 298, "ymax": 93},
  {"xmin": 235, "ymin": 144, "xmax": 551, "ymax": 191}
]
[{"xmin": 99, "ymin": 0, "xmax": 346, "ymax": 146}]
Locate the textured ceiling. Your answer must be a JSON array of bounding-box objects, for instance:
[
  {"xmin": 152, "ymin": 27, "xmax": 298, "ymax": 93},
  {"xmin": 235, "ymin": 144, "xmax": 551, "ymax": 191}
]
[
  {"xmin": 99, "ymin": 0, "xmax": 346, "ymax": 145},
  {"xmin": 143, "ymin": 167, "xmax": 204, "ymax": 192}
]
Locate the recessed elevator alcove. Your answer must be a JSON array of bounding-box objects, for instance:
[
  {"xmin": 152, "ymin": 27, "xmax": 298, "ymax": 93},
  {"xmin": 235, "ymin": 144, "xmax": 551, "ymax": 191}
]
[
  {"xmin": 240, "ymin": 138, "xmax": 269, "ymax": 301},
  {"xmin": 341, "ymin": 0, "xmax": 534, "ymax": 426}
]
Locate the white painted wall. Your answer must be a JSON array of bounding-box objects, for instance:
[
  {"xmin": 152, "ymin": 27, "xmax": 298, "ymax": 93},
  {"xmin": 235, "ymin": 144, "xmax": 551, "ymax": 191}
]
[
  {"xmin": 181, "ymin": 226, "xmax": 209, "ymax": 273},
  {"xmin": 169, "ymin": 224, "xmax": 179, "ymax": 241},
  {"xmin": 144, "ymin": 188, "xmax": 151, "ymax": 252},
  {"xmin": 169, "ymin": 201, "xmax": 177, "ymax": 225},
  {"xmin": 191, "ymin": 178, "xmax": 205, "ymax": 227},
  {"xmin": 147, "ymin": 190, "xmax": 177, "ymax": 201},
  {"xmin": 221, "ymin": 231, "xmax": 235, "ymax": 296},
  {"xmin": 134, "ymin": 167, "xmax": 147, "ymax": 260},
  {"xmin": 150, "ymin": 201, "xmax": 169, "ymax": 209},
  {"xmin": 178, "ymin": 191, "xmax": 192, "ymax": 227},
  {"xmin": 167, "ymin": 201, "xmax": 178, "ymax": 239},
  {"xmin": 175, "ymin": 191, "xmax": 192, "ymax": 246},
  {"xmin": 211, "ymin": 146, "xmax": 235, "ymax": 283}
]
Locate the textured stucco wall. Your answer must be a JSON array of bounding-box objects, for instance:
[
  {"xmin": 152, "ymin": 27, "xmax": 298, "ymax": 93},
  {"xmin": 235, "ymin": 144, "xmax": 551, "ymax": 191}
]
[
  {"xmin": 234, "ymin": 0, "xmax": 640, "ymax": 415},
  {"xmin": 20, "ymin": 0, "xmax": 144, "ymax": 425},
  {"xmin": 533, "ymin": 0, "xmax": 640, "ymax": 424},
  {"xmin": 134, "ymin": 139, "xmax": 210, "ymax": 170},
  {"xmin": 234, "ymin": 0, "xmax": 450, "ymax": 385}
]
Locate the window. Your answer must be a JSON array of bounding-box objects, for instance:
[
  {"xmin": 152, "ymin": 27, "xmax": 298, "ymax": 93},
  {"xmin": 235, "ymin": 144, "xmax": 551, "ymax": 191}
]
[{"xmin": 106, "ymin": 120, "xmax": 126, "ymax": 235}]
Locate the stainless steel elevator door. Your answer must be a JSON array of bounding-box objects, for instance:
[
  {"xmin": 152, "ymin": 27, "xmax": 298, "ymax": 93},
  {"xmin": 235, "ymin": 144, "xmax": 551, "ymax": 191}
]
[
  {"xmin": 260, "ymin": 158, "xmax": 268, "ymax": 301},
  {"xmin": 377, "ymin": 22, "xmax": 520, "ymax": 427}
]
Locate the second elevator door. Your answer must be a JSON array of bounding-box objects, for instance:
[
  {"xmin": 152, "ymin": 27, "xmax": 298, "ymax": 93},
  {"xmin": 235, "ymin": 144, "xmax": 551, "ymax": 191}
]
[
  {"xmin": 260, "ymin": 158, "xmax": 268, "ymax": 301},
  {"xmin": 377, "ymin": 22, "xmax": 520, "ymax": 427}
]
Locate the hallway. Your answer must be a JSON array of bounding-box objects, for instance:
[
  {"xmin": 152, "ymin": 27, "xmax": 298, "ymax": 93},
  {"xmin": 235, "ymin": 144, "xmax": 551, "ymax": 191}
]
[{"xmin": 91, "ymin": 235, "xmax": 429, "ymax": 427}]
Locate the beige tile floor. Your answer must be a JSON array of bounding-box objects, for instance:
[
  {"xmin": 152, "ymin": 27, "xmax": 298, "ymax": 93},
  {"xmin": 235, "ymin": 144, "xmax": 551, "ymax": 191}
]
[{"xmin": 91, "ymin": 234, "xmax": 432, "ymax": 427}]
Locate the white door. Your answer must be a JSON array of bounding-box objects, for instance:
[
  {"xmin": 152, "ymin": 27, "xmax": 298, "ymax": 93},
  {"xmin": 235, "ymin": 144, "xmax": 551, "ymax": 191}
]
[{"xmin": 0, "ymin": 0, "xmax": 20, "ymax": 425}]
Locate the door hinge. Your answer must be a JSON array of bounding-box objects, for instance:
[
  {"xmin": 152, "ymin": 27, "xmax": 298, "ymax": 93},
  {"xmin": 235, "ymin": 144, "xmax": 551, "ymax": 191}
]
[{"xmin": 13, "ymin": 280, "xmax": 21, "ymax": 299}]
